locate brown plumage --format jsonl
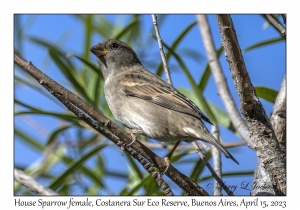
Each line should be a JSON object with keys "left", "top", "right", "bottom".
{"left": 90, "top": 39, "right": 239, "bottom": 165}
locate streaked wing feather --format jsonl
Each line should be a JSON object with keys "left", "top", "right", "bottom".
{"left": 121, "top": 71, "right": 213, "bottom": 124}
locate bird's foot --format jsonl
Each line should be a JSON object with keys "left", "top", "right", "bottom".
{"left": 127, "top": 130, "right": 137, "bottom": 146}
{"left": 117, "top": 129, "right": 143, "bottom": 156}
{"left": 160, "top": 141, "right": 181, "bottom": 174}
{"left": 161, "top": 156, "right": 171, "bottom": 174}
{"left": 127, "top": 129, "right": 144, "bottom": 146}
{"left": 104, "top": 120, "right": 111, "bottom": 128}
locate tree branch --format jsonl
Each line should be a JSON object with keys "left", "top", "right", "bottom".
{"left": 151, "top": 14, "right": 172, "bottom": 85}
{"left": 192, "top": 142, "right": 234, "bottom": 196}
{"left": 251, "top": 75, "right": 286, "bottom": 196}
{"left": 216, "top": 14, "right": 286, "bottom": 195}
{"left": 197, "top": 14, "right": 253, "bottom": 149}
{"left": 281, "top": 14, "right": 286, "bottom": 25}
{"left": 14, "top": 168, "right": 58, "bottom": 195}
{"left": 211, "top": 126, "right": 222, "bottom": 195}
{"left": 270, "top": 75, "right": 286, "bottom": 155}
{"left": 144, "top": 140, "right": 246, "bottom": 151}
{"left": 261, "top": 14, "right": 286, "bottom": 37}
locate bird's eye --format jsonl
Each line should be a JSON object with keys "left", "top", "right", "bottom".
{"left": 110, "top": 43, "right": 119, "bottom": 49}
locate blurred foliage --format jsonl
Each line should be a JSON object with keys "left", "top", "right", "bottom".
{"left": 14, "top": 14, "right": 285, "bottom": 195}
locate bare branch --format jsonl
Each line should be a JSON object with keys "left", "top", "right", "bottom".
{"left": 262, "top": 14, "right": 286, "bottom": 37}
{"left": 211, "top": 126, "right": 222, "bottom": 196}
{"left": 252, "top": 75, "right": 286, "bottom": 196}
{"left": 197, "top": 14, "right": 253, "bottom": 149}
{"left": 281, "top": 14, "right": 286, "bottom": 25}
{"left": 192, "top": 142, "right": 234, "bottom": 196}
{"left": 251, "top": 161, "right": 276, "bottom": 196}
{"left": 151, "top": 14, "right": 172, "bottom": 85}
{"left": 270, "top": 75, "right": 286, "bottom": 155}
{"left": 14, "top": 168, "right": 58, "bottom": 195}
{"left": 216, "top": 14, "right": 286, "bottom": 195}
{"left": 144, "top": 140, "right": 246, "bottom": 151}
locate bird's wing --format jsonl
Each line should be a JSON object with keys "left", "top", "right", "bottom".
{"left": 120, "top": 70, "right": 213, "bottom": 125}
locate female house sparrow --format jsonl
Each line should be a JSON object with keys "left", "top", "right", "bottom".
{"left": 90, "top": 39, "right": 239, "bottom": 167}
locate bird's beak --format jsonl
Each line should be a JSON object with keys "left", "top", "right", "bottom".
{"left": 90, "top": 44, "right": 108, "bottom": 57}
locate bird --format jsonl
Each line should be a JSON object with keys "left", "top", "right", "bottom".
{"left": 90, "top": 39, "right": 239, "bottom": 171}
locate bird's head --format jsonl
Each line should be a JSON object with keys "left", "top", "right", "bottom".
{"left": 90, "top": 39, "right": 142, "bottom": 80}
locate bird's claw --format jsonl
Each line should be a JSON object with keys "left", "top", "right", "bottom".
{"left": 127, "top": 130, "right": 137, "bottom": 146}
{"left": 104, "top": 120, "right": 111, "bottom": 128}
{"left": 161, "top": 156, "right": 171, "bottom": 174}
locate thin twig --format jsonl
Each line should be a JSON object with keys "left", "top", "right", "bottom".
{"left": 281, "top": 14, "right": 286, "bottom": 25}
{"left": 143, "top": 140, "right": 246, "bottom": 151}
{"left": 216, "top": 14, "right": 286, "bottom": 195}
{"left": 151, "top": 14, "right": 172, "bottom": 85}
{"left": 211, "top": 126, "right": 222, "bottom": 196}
{"left": 14, "top": 168, "right": 59, "bottom": 195}
{"left": 262, "top": 14, "right": 286, "bottom": 37}
{"left": 197, "top": 14, "right": 253, "bottom": 149}
{"left": 192, "top": 142, "right": 234, "bottom": 196}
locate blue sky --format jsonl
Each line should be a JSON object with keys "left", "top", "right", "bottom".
{"left": 14, "top": 14, "right": 286, "bottom": 196}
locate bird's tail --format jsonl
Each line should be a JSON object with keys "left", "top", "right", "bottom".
{"left": 205, "top": 134, "right": 239, "bottom": 165}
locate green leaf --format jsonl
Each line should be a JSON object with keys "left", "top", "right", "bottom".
{"left": 67, "top": 54, "right": 104, "bottom": 108}
{"left": 123, "top": 174, "right": 152, "bottom": 195}
{"left": 208, "top": 102, "right": 236, "bottom": 133}
{"left": 15, "top": 128, "right": 44, "bottom": 151}
{"left": 178, "top": 48, "right": 203, "bottom": 62}
{"left": 93, "top": 74, "right": 102, "bottom": 108}
{"left": 48, "top": 49, "right": 94, "bottom": 106}
{"left": 144, "top": 176, "right": 160, "bottom": 195}
{"left": 68, "top": 54, "right": 102, "bottom": 75}
{"left": 15, "top": 110, "right": 80, "bottom": 125}
{"left": 83, "top": 15, "right": 93, "bottom": 60}
{"left": 198, "top": 46, "right": 224, "bottom": 92}
{"left": 155, "top": 21, "right": 197, "bottom": 76}
{"left": 173, "top": 21, "right": 197, "bottom": 47}
{"left": 28, "top": 36, "right": 66, "bottom": 57}
{"left": 114, "top": 17, "right": 140, "bottom": 40}
{"left": 14, "top": 77, "right": 64, "bottom": 108}
{"left": 105, "top": 169, "right": 128, "bottom": 179}
{"left": 15, "top": 99, "right": 41, "bottom": 111}
{"left": 92, "top": 15, "right": 115, "bottom": 38}
{"left": 255, "top": 86, "right": 278, "bottom": 103}
{"left": 46, "top": 126, "right": 72, "bottom": 146}
{"left": 189, "top": 152, "right": 211, "bottom": 181}
{"left": 244, "top": 37, "right": 285, "bottom": 52}
{"left": 125, "top": 153, "right": 144, "bottom": 180}
{"left": 49, "top": 143, "right": 108, "bottom": 190}
{"left": 80, "top": 166, "right": 105, "bottom": 188}
{"left": 170, "top": 150, "right": 194, "bottom": 163}
{"left": 198, "top": 170, "right": 254, "bottom": 182}
{"left": 58, "top": 153, "right": 106, "bottom": 190}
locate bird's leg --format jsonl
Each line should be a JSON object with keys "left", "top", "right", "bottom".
{"left": 162, "top": 141, "right": 181, "bottom": 174}
{"left": 120, "top": 129, "right": 143, "bottom": 156}
{"left": 127, "top": 129, "right": 144, "bottom": 146}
